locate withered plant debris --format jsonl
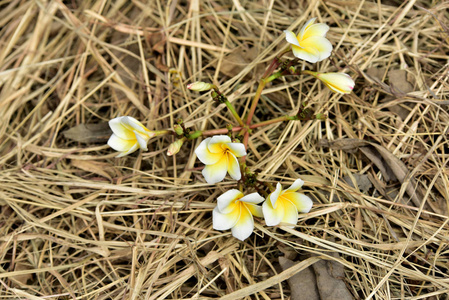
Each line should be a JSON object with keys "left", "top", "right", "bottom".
{"left": 1, "top": 0, "right": 448, "bottom": 299}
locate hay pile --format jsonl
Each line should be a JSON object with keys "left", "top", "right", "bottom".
{"left": 1, "top": 0, "right": 448, "bottom": 299}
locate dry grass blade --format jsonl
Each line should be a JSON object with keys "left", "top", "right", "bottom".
{"left": 1, "top": 0, "right": 449, "bottom": 299}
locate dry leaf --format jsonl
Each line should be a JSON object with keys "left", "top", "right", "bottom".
{"left": 318, "top": 138, "right": 369, "bottom": 152}
{"left": 366, "top": 67, "right": 387, "bottom": 83}
{"left": 385, "top": 69, "right": 416, "bottom": 119}
{"left": 277, "top": 244, "right": 298, "bottom": 260}
{"left": 11, "top": 263, "right": 33, "bottom": 287}
{"left": 388, "top": 69, "right": 415, "bottom": 94}
{"left": 63, "top": 123, "right": 111, "bottom": 143}
{"left": 343, "top": 173, "right": 373, "bottom": 192}
{"left": 368, "top": 143, "right": 423, "bottom": 208}
{"left": 147, "top": 32, "right": 165, "bottom": 54}
{"left": 279, "top": 257, "right": 319, "bottom": 300}
{"left": 312, "top": 255, "right": 353, "bottom": 300}
{"left": 320, "top": 138, "right": 424, "bottom": 208}
{"left": 359, "top": 146, "right": 395, "bottom": 182}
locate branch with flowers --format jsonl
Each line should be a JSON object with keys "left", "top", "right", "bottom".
{"left": 107, "top": 18, "right": 355, "bottom": 241}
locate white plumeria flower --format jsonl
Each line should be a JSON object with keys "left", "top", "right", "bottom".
{"left": 315, "top": 72, "right": 355, "bottom": 94}
{"left": 107, "top": 116, "right": 155, "bottom": 157}
{"left": 284, "top": 18, "right": 332, "bottom": 63}
{"left": 213, "top": 190, "right": 264, "bottom": 241}
{"left": 262, "top": 179, "right": 313, "bottom": 227}
{"left": 195, "top": 135, "right": 246, "bottom": 184}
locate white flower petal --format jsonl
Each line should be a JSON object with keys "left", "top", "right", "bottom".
{"left": 303, "top": 23, "right": 329, "bottom": 40}
{"left": 263, "top": 198, "right": 285, "bottom": 226}
{"left": 269, "top": 182, "right": 283, "bottom": 208}
{"left": 227, "top": 142, "right": 247, "bottom": 157}
{"left": 300, "top": 36, "right": 332, "bottom": 61}
{"left": 298, "top": 18, "right": 316, "bottom": 40}
{"left": 231, "top": 205, "right": 254, "bottom": 241}
{"left": 195, "top": 138, "right": 222, "bottom": 165}
{"left": 285, "top": 178, "right": 304, "bottom": 193}
{"left": 202, "top": 155, "right": 228, "bottom": 184}
{"left": 116, "top": 143, "right": 139, "bottom": 157}
{"left": 292, "top": 45, "right": 319, "bottom": 63}
{"left": 208, "top": 135, "right": 231, "bottom": 153}
{"left": 134, "top": 131, "right": 149, "bottom": 151}
{"left": 109, "top": 117, "right": 133, "bottom": 140}
{"left": 122, "top": 116, "right": 149, "bottom": 134}
{"left": 284, "top": 30, "right": 301, "bottom": 47}
{"left": 226, "top": 153, "right": 241, "bottom": 181}
{"left": 108, "top": 134, "right": 136, "bottom": 152}
{"left": 286, "top": 193, "right": 313, "bottom": 213}
{"left": 240, "top": 192, "right": 265, "bottom": 204}
{"left": 246, "top": 203, "right": 263, "bottom": 218}
{"left": 213, "top": 206, "right": 240, "bottom": 231}
{"left": 280, "top": 200, "right": 299, "bottom": 228}
{"left": 217, "top": 189, "right": 243, "bottom": 214}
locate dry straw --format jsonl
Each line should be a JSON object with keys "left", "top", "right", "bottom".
{"left": 1, "top": 0, "right": 448, "bottom": 299}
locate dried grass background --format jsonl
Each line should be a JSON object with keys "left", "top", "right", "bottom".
{"left": 1, "top": 0, "right": 449, "bottom": 299}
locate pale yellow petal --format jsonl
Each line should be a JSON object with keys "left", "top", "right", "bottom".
{"left": 217, "top": 189, "right": 243, "bottom": 214}
{"left": 300, "top": 36, "right": 332, "bottom": 61}
{"left": 121, "top": 116, "right": 149, "bottom": 134}
{"left": 285, "top": 178, "right": 304, "bottom": 193}
{"left": 284, "top": 30, "right": 301, "bottom": 47}
{"left": 202, "top": 155, "right": 228, "bottom": 184}
{"left": 284, "top": 193, "right": 313, "bottom": 213}
{"left": 227, "top": 143, "right": 247, "bottom": 157}
{"left": 292, "top": 45, "right": 320, "bottom": 63}
{"left": 116, "top": 143, "right": 139, "bottom": 157}
{"left": 195, "top": 138, "right": 222, "bottom": 165}
{"left": 280, "top": 199, "right": 299, "bottom": 228}
{"left": 298, "top": 18, "right": 316, "bottom": 40}
{"left": 245, "top": 203, "right": 263, "bottom": 218}
{"left": 208, "top": 135, "right": 231, "bottom": 153}
{"left": 108, "top": 134, "right": 136, "bottom": 152}
{"left": 262, "top": 197, "right": 285, "bottom": 226}
{"left": 109, "top": 117, "right": 134, "bottom": 140}
{"left": 134, "top": 131, "right": 149, "bottom": 151}
{"left": 226, "top": 153, "right": 241, "bottom": 181}
{"left": 240, "top": 192, "right": 265, "bottom": 204}
{"left": 269, "top": 182, "right": 283, "bottom": 208}
{"left": 213, "top": 206, "right": 240, "bottom": 230}
{"left": 302, "top": 23, "right": 329, "bottom": 40}
{"left": 231, "top": 205, "right": 254, "bottom": 241}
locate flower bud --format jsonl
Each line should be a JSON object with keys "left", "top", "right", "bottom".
{"left": 187, "top": 81, "right": 215, "bottom": 92}
{"left": 167, "top": 138, "right": 185, "bottom": 156}
{"left": 173, "top": 124, "right": 184, "bottom": 135}
{"left": 315, "top": 72, "right": 355, "bottom": 94}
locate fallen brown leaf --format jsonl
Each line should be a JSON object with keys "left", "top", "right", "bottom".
{"left": 312, "top": 254, "right": 353, "bottom": 300}
{"left": 319, "top": 138, "right": 424, "bottom": 208}
{"left": 279, "top": 257, "right": 320, "bottom": 300}
{"left": 63, "top": 123, "right": 112, "bottom": 143}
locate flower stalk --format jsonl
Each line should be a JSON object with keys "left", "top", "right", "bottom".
{"left": 211, "top": 90, "right": 245, "bottom": 127}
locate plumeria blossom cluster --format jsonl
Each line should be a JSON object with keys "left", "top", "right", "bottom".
{"left": 106, "top": 18, "right": 356, "bottom": 241}
{"left": 284, "top": 18, "right": 354, "bottom": 93}
{"left": 192, "top": 135, "right": 313, "bottom": 240}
